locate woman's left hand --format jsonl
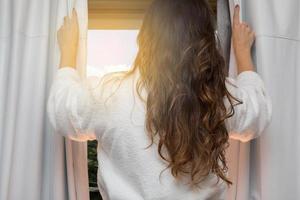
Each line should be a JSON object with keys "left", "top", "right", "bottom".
{"left": 58, "top": 9, "right": 79, "bottom": 68}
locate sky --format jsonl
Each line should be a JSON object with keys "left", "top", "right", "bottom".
{"left": 87, "top": 30, "right": 139, "bottom": 76}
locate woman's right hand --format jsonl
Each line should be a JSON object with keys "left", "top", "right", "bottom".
{"left": 232, "top": 5, "right": 255, "bottom": 73}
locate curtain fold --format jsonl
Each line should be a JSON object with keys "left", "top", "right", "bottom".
{"left": 0, "top": 0, "right": 89, "bottom": 199}
{"left": 217, "top": 2, "right": 249, "bottom": 199}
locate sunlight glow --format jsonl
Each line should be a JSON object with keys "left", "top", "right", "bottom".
{"left": 87, "top": 30, "right": 139, "bottom": 77}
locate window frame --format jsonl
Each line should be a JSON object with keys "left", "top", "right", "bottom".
{"left": 88, "top": 0, "right": 152, "bottom": 29}
{"left": 88, "top": 0, "right": 216, "bottom": 30}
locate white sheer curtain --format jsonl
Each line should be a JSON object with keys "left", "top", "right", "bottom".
{"left": 0, "top": 0, "right": 89, "bottom": 199}
{"left": 220, "top": 0, "right": 300, "bottom": 199}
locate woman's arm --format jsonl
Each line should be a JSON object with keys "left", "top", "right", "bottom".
{"left": 225, "top": 73, "right": 272, "bottom": 142}
{"left": 47, "top": 68, "right": 98, "bottom": 142}
{"left": 47, "top": 10, "right": 98, "bottom": 141}
{"left": 225, "top": 5, "right": 272, "bottom": 142}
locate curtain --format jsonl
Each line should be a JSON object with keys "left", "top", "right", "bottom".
{"left": 217, "top": 1, "right": 251, "bottom": 199}
{"left": 219, "top": 0, "right": 300, "bottom": 199}
{"left": 0, "top": 0, "right": 89, "bottom": 199}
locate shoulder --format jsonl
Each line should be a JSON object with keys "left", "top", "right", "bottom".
{"left": 90, "top": 71, "right": 137, "bottom": 104}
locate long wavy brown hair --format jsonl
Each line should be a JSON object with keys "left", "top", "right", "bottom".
{"left": 124, "top": 0, "right": 239, "bottom": 186}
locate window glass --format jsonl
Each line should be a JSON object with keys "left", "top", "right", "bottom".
{"left": 87, "top": 30, "right": 139, "bottom": 77}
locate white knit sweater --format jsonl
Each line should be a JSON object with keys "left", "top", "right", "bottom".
{"left": 47, "top": 67, "right": 271, "bottom": 200}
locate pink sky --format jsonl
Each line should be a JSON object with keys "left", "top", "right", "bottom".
{"left": 87, "top": 30, "right": 139, "bottom": 75}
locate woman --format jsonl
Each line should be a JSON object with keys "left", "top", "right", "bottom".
{"left": 48, "top": 1, "right": 271, "bottom": 199}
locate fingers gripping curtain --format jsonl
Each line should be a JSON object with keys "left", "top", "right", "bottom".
{"left": 0, "top": 0, "right": 89, "bottom": 199}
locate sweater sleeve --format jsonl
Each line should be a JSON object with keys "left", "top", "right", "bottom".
{"left": 225, "top": 71, "right": 272, "bottom": 142}
{"left": 47, "top": 67, "right": 101, "bottom": 142}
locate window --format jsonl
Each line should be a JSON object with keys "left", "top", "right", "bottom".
{"left": 87, "top": 29, "right": 139, "bottom": 200}
{"left": 88, "top": 0, "right": 152, "bottom": 30}
{"left": 87, "top": 3, "right": 142, "bottom": 199}
{"left": 87, "top": 1, "right": 217, "bottom": 199}
{"left": 87, "top": 30, "right": 139, "bottom": 77}
{"left": 88, "top": 0, "right": 216, "bottom": 30}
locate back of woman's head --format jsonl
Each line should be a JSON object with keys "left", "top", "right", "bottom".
{"left": 130, "top": 0, "right": 237, "bottom": 186}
